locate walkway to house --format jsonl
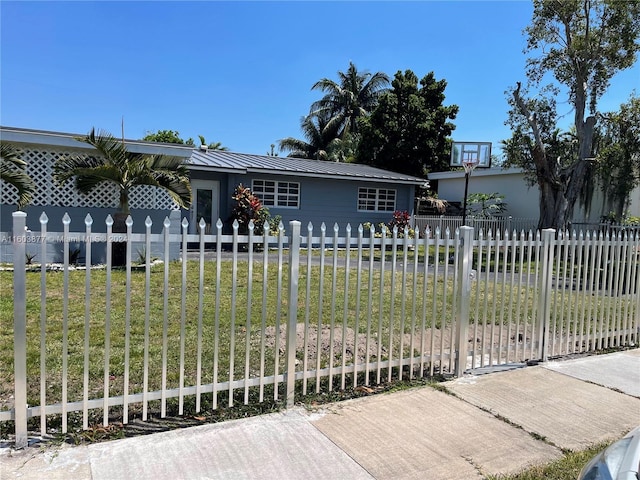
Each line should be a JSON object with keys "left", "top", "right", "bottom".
{"left": 2, "top": 349, "right": 639, "bottom": 480}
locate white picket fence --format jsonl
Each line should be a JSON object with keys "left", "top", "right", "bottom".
{"left": 412, "top": 215, "right": 538, "bottom": 237}
{"left": 4, "top": 210, "right": 640, "bottom": 448}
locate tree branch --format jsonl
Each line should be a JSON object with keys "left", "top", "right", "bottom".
{"left": 512, "top": 82, "right": 546, "bottom": 160}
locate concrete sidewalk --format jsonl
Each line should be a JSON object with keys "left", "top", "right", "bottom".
{"left": 2, "top": 349, "right": 639, "bottom": 480}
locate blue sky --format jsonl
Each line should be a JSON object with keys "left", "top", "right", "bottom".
{"left": 1, "top": 1, "right": 638, "bottom": 158}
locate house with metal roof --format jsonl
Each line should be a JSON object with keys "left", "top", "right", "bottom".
{"left": 187, "top": 148, "right": 426, "bottom": 235}
{"left": 1, "top": 126, "right": 426, "bottom": 256}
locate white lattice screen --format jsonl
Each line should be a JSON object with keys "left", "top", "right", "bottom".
{"left": 1, "top": 146, "right": 179, "bottom": 210}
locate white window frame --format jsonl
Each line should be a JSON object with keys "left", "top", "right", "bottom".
{"left": 252, "top": 179, "right": 300, "bottom": 209}
{"left": 357, "top": 187, "right": 397, "bottom": 212}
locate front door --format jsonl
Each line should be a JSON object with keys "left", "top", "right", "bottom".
{"left": 190, "top": 180, "right": 220, "bottom": 235}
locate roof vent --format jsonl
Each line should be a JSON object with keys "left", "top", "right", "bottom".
{"left": 199, "top": 144, "right": 208, "bottom": 152}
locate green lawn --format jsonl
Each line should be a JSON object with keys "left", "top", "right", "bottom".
{"left": 0, "top": 261, "right": 455, "bottom": 407}
{"left": 0, "top": 256, "right": 634, "bottom": 433}
{"left": 488, "top": 441, "right": 611, "bottom": 480}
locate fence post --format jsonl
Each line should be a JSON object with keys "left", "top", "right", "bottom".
{"left": 538, "top": 229, "right": 556, "bottom": 361}
{"left": 285, "top": 221, "right": 301, "bottom": 407}
{"left": 455, "top": 226, "right": 474, "bottom": 377}
{"left": 12, "top": 211, "right": 28, "bottom": 448}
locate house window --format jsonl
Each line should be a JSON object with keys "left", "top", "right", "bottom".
{"left": 252, "top": 180, "right": 300, "bottom": 208}
{"left": 358, "top": 187, "right": 396, "bottom": 212}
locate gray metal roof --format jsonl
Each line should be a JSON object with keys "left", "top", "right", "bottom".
{"left": 188, "top": 149, "right": 427, "bottom": 185}
{"left": 0, "top": 125, "right": 427, "bottom": 185}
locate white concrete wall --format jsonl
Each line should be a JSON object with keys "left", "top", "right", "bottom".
{"left": 575, "top": 185, "right": 640, "bottom": 222}
{"left": 430, "top": 168, "right": 539, "bottom": 219}
{"left": 430, "top": 168, "right": 640, "bottom": 223}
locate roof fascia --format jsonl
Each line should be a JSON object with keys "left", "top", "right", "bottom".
{"left": 428, "top": 167, "right": 523, "bottom": 180}
{"left": 0, "top": 126, "right": 193, "bottom": 157}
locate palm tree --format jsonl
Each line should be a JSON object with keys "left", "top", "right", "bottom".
{"left": 0, "top": 142, "right": 35, "bottom": 209}
{"left": 53, "top": 127, "right": 192, "bottom": 215}
{"left": 198, "top": 135, "right": 229, "bottom": 151}
{"left": 311, "top": 61, "right": 390, "bottom": 138}
{"left": 278, "top": 112, "right": 342, "bottom": 160}
{"left": 54, "top": 128, "right": 192, "bottom": 266}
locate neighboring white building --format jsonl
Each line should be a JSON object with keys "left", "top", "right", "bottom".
{"left": 428, "top": 167, "right": 640, "bottom": 223}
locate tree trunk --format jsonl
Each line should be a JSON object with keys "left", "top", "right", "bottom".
{"left": 565, "top": 116, "right": 596, "bottom": 221}
{"left": 112, "top": 212, "right": 128, "bottom": 267}
{"left": 538, "top": 180, "right": 568, "bottom": 230}
{"left": 513, "top": 84, "right": 596, "bottom": 231}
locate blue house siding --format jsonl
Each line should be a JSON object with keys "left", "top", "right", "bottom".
{"left": 0, "top": 205, "right": 176, "bottom": 235}
{"left": 1, "top": 127, "right": 426, "bottom": 255}
{"left": 219, "top": 173, "right": 415, "bottom": 231}
{"left": 0, "top": 205, "right": 181, "bottom": 264}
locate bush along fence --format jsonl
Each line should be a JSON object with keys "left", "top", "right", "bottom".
{"left": 3, "top": 210, "right": 640, "bottom": 448}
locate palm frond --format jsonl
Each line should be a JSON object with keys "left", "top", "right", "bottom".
{"left": 54, "top": 127, "right": 192, "bottom": 213}
{"left": 208, "top": 142, "right": 229, "bottom": 151}
{"left": 0, "top": 164, "right": 34, "bottom": 208}
{"left": 53, "top": 154, "right": 107, "bottom": 184}
{"left": 0, "top": 142, "right": 35, "bottom": 208}
{"left": 73, "top": 166, "right": 126, "bottom": 194}
{"left": 135, "top": 155, "right": 192, "bottom": 208}
{"left": 0, "top": 143, "right": 27, "bottom": 169}
{"left": 310, "top": 62, "right": 390, "bottom": 137}
{"left": 278, "top": 137, "right": 314, "bottom": 158}
{"left": 81, "top": 128, "right": 129, "bottom": 169}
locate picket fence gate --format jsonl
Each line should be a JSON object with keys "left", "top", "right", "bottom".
{"left": 4, "top": 210, "right": 640, "bottom": 448}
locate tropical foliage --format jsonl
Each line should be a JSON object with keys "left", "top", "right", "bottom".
{"left": 357, "top": 70, "right": 458, "bottom": 177}
{"left": 503, "top": 0, "right": 640, "bottom": 230}
{"left": 363, "top": 210, "right": 415, "bottom": 239}
{"left": 229, "top": 184, "right": 270, "bottom": 234}
{"left": 198, "top": 135, "right": 229, "bottom": 151}
{"left": 594, "top": 95, "right": 640, "bottom": 218}
{"left": 143, "top": 129, "right": 195, "bottom": 146}
{"left": 143, "top": 130, "right": 229, "bottom": 150}
{"left": 279, "top": 62, "right": 390, "bottom": 161}
{"left": 311, "top": 61, "right": 390, "bottom": 138}
{"left": 467, "top": 193, "right": 507, "bottom": 218}
{"left": 280, "top": 63, "right": 456, "bottom": 171}
{"left": 278, "top": 111, "right": 342, "bottom": 160}
{"left": 0, "top": 142, "right": 35, "bottom": 209}
{"left": 54, "top": 127, "right": 192, "bottom": 214}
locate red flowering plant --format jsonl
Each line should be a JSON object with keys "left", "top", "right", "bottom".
{"left": 230, "top": 184, "right": 270, "bottom": 234}
{"left": 388, "top": 210, "right": 415, "bottom": 238}
{"left": 363, "top": 210, "right": 415, "bottom": 239}
{"left": 388, "top": 210, "right": 410, "bottom": 230}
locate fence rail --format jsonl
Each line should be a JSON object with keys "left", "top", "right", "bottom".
{"left": 3, "top": 211, "right": 639, "bottom": 448}
{"left": 412, "top": 215, "right": 538, "bottom": 238}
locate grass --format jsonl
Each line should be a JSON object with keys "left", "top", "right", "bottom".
{"left": 0, "top": 254, "right": 636, "bottom": 439}
{"left": 0, "top": 261, "right": 460, "bottom": 405}
{"left": 487, "top": 441, "right": 612, "bottom": 480}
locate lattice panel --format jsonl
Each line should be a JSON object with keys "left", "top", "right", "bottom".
{"left": 1, "top": 146, "right": 180, "bottom": 210}
{"left": 1, "top": 147, "right": 45, "bottom": 206}
{"left": 129, "top": 185, "right": 177, "bottom": 210}
{"left": 48, "top": 149, "right": 120, "bottom": 208}
{"left": 0, "top": 146, "right": 21, "bottom": 204}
